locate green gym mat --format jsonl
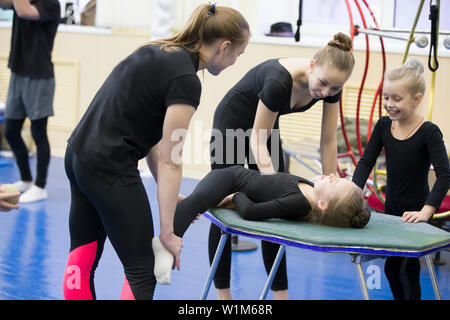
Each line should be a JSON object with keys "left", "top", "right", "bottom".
{"left": 205, "top": 209, "right": 450, "bottom": 257}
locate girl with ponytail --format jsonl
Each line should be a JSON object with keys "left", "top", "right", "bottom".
{"left": 145, "top": 4, "right": 250, "bottom": 75}
{"left": 353, "top": 58, "right": 450, "bottom": 300}
{"left": 62, "top": 4, "right": 249, "bottom": 300}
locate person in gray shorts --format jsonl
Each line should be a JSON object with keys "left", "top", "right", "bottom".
{"left": 0, "top": 0, "right": 60, "bottom": 203}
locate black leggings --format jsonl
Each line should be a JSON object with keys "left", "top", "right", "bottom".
{"left": 384, "top": 257, "right": 421, "bottom": 300}
{"left": 63, "top": 146, "right": 156, "bottom": 300}
{"left": 4, "top": 117, "right": 50, "bottom": 188}
{"left": 174, "top": 166, "right": 258, "bottom": 237}
{"left": 207, "top": 126, "right": 288, "bottom": 291}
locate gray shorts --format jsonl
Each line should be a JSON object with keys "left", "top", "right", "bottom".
{"left": 5, "top": 72, "right": 55, "bottom": 121}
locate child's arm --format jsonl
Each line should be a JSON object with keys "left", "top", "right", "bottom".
{"left": 425, "top": 127, "right": 450, "bottom": 206}
{"left": 403, "top": 125, "right": 450, "bottom": 223}
{"left": 352, "top": 118, "right": 386, "bottom": 189}
{"left": 232, "top": 193, "right": 310, "bottom": 221}
{"left": 320, "top": 101, "right": 339, "bottom": 175}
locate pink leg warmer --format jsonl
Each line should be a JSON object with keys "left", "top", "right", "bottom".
{"left": 120, "top": 276, "right": 136, "bottom": 300}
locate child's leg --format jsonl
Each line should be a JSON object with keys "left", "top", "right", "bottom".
{"left": 261, "top": 241, "right": 288, "bottom": 299}
{"left": 173, "top": 167, "right": 237, "bottom": 238}
{"left": 384, "top": 256, "right": 421, "bottom": 300}
{"left": 404, "top": 257, "right": 421, "bottom": 299}
{"left": 208, "top": 223, "right": 233, "bottom": 294}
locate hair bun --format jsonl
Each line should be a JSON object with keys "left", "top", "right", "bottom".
{"left": 403, "top": 57, "right": 424, "bottom": 74}
{"left": 351, "top": 208, "right": 371, "bottom": 228}
{"left": 328, "top": 32, "right": 353, "bottom": 52}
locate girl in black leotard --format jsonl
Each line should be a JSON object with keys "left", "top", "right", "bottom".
{"left": 62, "top": 4, "right": 250, "bottom": 300}
{"left": 353, "top": 58, "right": 450, "bottom": 300}
{"left": 151, "top": 166, "right": 370, "bottom": 287}
{"left": 174, "top": 166, "right": 370, "bottom": 234}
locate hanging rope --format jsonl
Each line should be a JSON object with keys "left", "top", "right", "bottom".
{"left": 295, "top": 0, "right": 303, "bottom": 42}
{"left": 428, "top": 0, "right": 439, "bottom": 71}
{"left": 427, "top": 0, "right": 440, "bottom": 120}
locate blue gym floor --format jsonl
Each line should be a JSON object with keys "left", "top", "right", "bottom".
{"left": 0, "top": 156, "right": 449, "bottom": 300}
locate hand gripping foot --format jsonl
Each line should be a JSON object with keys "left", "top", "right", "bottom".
{"left": 152, "top": 237, "right": 174, "bottom": 285}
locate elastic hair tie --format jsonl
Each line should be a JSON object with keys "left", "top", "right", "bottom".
{"left": 208, "top": 3, "right": 216, "bottom": 15}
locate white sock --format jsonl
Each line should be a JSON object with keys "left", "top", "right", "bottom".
{"left": 12, "top": 181, "right": 33, "bottom": 193}
{"left": 19, "top": 185, "right": 48, "bottom": 203}
{"left": 152, "top": 237, "right": 174, "bottom": 285}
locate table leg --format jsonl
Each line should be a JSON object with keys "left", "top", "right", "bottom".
{"left": 200, "top": 232, "right": 229, "bottom": 300}
{"left": 425, "top": 254, "right": 442, "bottom": 300}
{"left": 351, "top": 254, "right": 370, "bottom": 300}
{"left": 259, "top": 245, "right": 286, "bottom": 300}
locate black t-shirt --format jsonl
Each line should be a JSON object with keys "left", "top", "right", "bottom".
{"left": 213, "top": 58, "right": 342, "bottom": 131}
{"left": 8, "top": 0, "right": 60, "bottom": 79}
{"left": 68, "top": 45, "right": 202, "bottom": 185}
{"left": 232, "top": 169, "right": 313, "bottom": 221}
{"left": 352, "top": 116, "right": 450, "bottom": 216}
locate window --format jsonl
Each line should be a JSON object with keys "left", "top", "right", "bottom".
{"left": 394, "top": 0, "right": 449, "bottom": 31}
{"left": 0, "top": 8, "right": 12, "bottom": 21}
{"left": 250, "top": 0, "right": 448, "bottom": 56}
{"left": 2, "top": 0, "right": 448, "bottom": 56}
{"left": 254, "top": 0, "right": 390, "bottom": 38}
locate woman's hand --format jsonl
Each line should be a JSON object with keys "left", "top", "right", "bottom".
{"left": 0, "top": 191, "right": 20, "bottom": 212}
{"left": 159, "top": 232, "right": 183, "bottom": 271}
{"left": 401, "top": 205, "right": 435, "bottom": 223}
{"left": 216, "top": 193, "right": 237, "bottom": 209}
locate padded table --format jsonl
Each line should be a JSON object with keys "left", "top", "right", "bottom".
{"left": 201, "top": 208, "right": 450, "bottom": 300}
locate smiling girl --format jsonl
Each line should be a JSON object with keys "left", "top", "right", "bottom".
{"left": 210, "top": 32, "right": 355, "bottom": 175}
{"left": 352, "top": 58, "right": 450, "bottom": 300}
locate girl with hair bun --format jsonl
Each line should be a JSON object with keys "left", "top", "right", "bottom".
{"left": 353, "top": 57, "right": 450, "bottom": 300}
{"left": 203, "top": 32, "right": 355, "bottom": 300}
{"left": 62, "top": 3, "right": 249, "bottom": 300}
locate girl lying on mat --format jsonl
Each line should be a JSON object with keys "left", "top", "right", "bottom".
{"left": 152, "top": 165, "right": 370, "bottom": 284}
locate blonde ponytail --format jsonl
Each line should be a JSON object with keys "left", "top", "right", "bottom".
{"left": 143, "top": 4, "right": 249, "bottom": 54}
